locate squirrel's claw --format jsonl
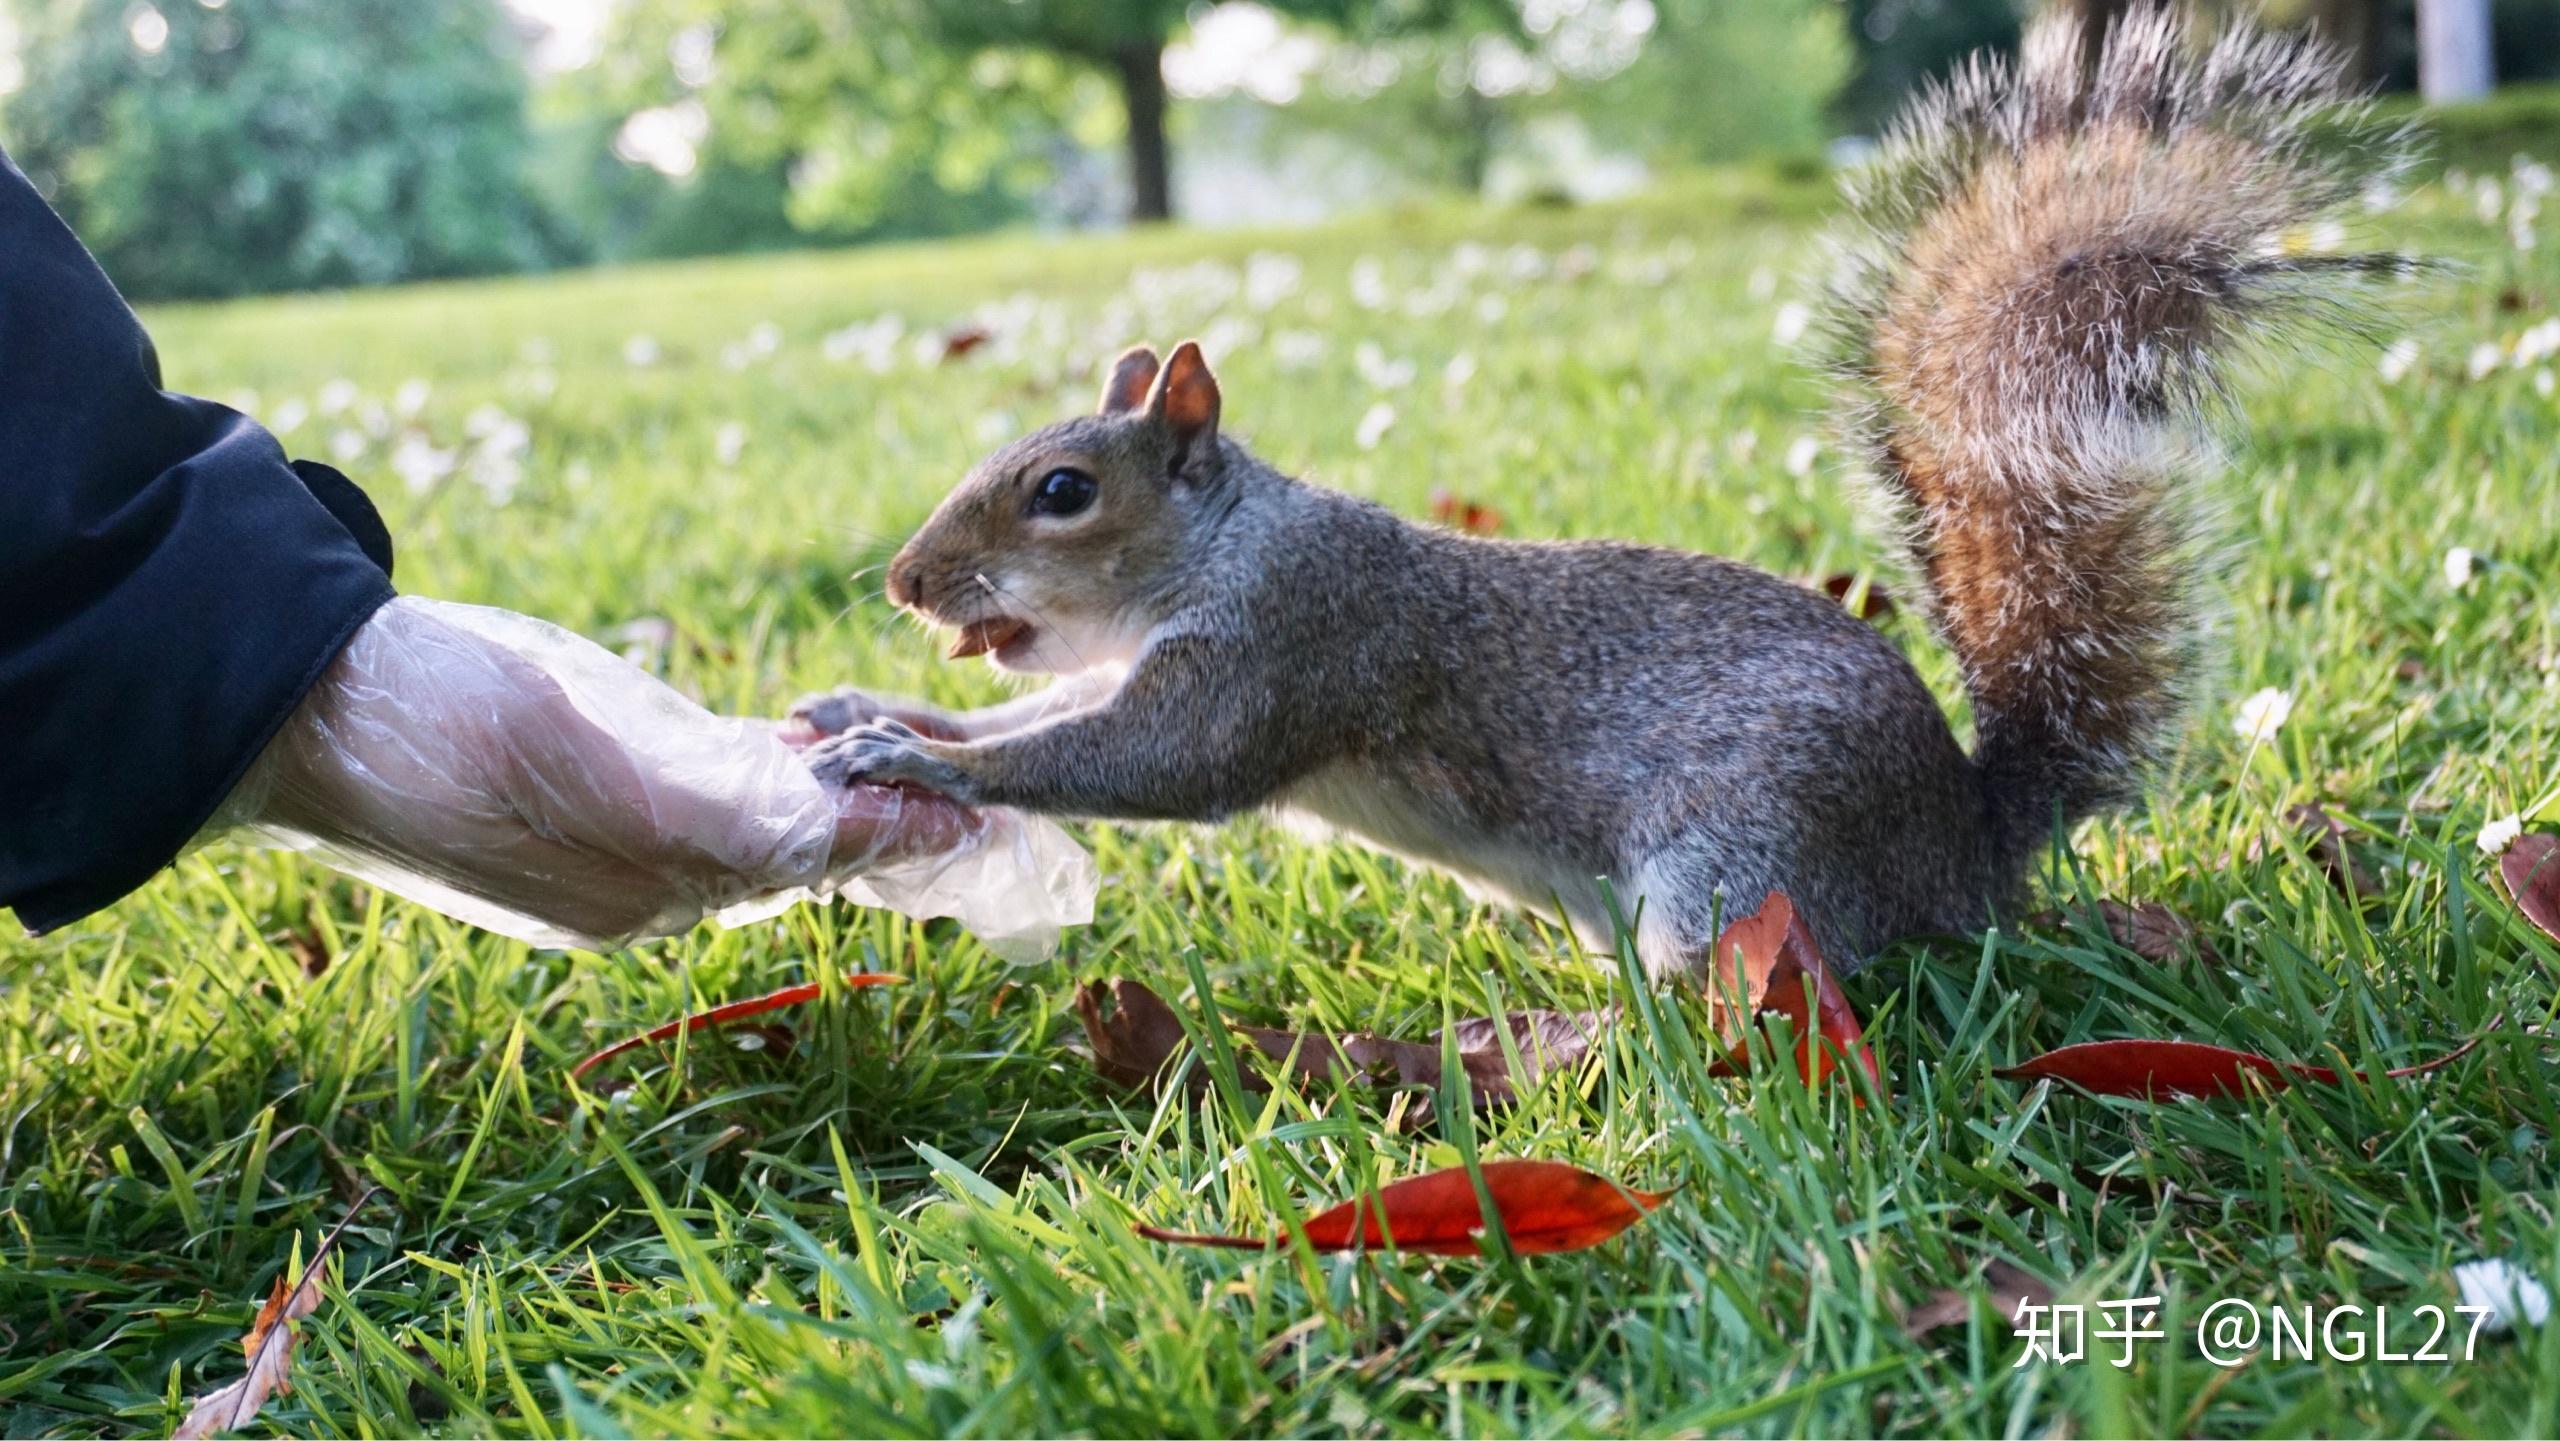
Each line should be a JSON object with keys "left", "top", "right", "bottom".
{"left": 805, "top": 719, "right": 976, "bottom": 802}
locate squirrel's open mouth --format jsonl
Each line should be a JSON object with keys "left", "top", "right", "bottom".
{"left": 947, "top": 616, "right": 1033, "bottom": 660}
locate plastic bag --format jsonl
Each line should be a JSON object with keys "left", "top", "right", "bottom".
{"left": 212, "top": 597, "right": 1096, "bottom": 954}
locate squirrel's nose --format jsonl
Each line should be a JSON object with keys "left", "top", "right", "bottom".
{"left": 885, "top": 553, "right": 922, "bottom": 610}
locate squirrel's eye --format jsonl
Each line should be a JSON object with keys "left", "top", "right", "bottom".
{"left": 1030, "top": 466, "right": 1098, "bottom": 518}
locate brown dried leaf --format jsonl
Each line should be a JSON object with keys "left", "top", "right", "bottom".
{"left": 1075, "top": 979, "right": 1607, "bottom": 1108}
{"left": 2029, "top": 901, "right": 2219, "bottom": 965}
{"left": 284, "top": 923, "right": 331, "bottom": 980}
{"left": 1819, "top": 573, "right": 1896, "bottom": 621}
{"left": 1075, "top": 978, "right": 1193, "bottom": 1092}
{"left": 2286, "top": 802, "right": 2382, "bottom": 901}
{"left": 1903, "top": 1259, "right": 2054, "bottom": 1339}
{"left": 174, "top": 1190, "right": 374, "bottom": 1439}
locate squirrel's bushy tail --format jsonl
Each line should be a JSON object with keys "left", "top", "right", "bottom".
{"left": 1821, "top": 4, "right": 2408, "bottom": 870}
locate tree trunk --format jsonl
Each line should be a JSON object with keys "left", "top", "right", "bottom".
{"left": 2415, "top": 0, "right": 2494, "bottom": 102}
{"left": 1112, "top": 40, "right": 1173, "bottom": 223}
{"left": 1455, "top": 86, "right": 1496, "bottom": 197}
{"left": 2310, "top": 0, "right": 2383, "bottom": 88}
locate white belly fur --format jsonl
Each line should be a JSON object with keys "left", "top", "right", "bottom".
{"left": 1273, "top": 762, "right": 1622, "bottom": 951}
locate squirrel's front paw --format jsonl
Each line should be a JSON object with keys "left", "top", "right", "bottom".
{"left": 788, "top": 685, "right": 897, "bottom": 738}
{"left": 787, "top": 686, "right": 963, "bottom": 742}
{"left": 804, "top": 720, "right": 980, "bottom": 802}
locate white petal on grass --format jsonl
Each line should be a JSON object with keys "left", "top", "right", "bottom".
{"left": 1355, "top": 401, "right": 1397, "bottom": 450}
{"left": 2232, "top": 687, "right": 2293, "bottom": 744}
{"left": 269, "top": 398, "right": 308, "bottom": 437}
{"left": 328, "top": 428, "right": 367, "bottom": 464}
{"left": 623, "top": 334, "right": 661, "bottom": 368}
{"left": 1349, "top": 256, "right": 1391, "bottom": 311}
{"left": 1243, "top": 252, "right": 1302, "bottom": 311}
{"left": 2378, "top": 338, "right": 2419, "bottom": 385}
{"left": 2478, "top": 815, "right": 2525, "bottom": 856}
{"left": 389, "top": 433, "right": 456, "bottom": 495}
{"left": 1771, "top": 302, "right": 1811, "bottom": 347}
{"left": 2468, "top": 342, "right": 2503, "bottom": 381}
{"left": 2445, "top": 545, "right": 2477, "bottom": 590}
{"left": 393, "top": 378, "right": 431, "bottom": 417}
{"left": 1353, "top": 341, "right": 1415, "bottom": 390}
{"left": 317, "top": 378, "right": 359, "bottom": 416}
{"left": 2453, "top": 1259, "right": 2552, "bottom": 1334}
{"left": 1784, "top": 435, "right": 1821, "bottom": 478}
{"left": 714, "top": 422, "right": 747, "bottom": 467}
{"left": 2517, "top": 319, "right": 2560, "bottom": 366}
{"left": 1272, "top": 330, "right": 1326, "bottom": 372}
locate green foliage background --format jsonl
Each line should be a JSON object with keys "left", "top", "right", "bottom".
{"left": 3, "top": 0, "right": 557, "bottom": 298}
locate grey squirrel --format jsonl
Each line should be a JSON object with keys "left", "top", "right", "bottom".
{"left": 800, "top": 7, "right": 2407, "bottom": 976}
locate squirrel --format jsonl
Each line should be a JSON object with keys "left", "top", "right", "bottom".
{"left": 800, "top": 7, "right": 2407, "bottom": 978}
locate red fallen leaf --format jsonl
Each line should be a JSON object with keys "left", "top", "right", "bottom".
{"left": 572, "top": 974, "right": 901, "bottom": 1080}
{"left": 1427, "top": 487, "right": 1505, "bottom": 535}
{"left": 1701, "top": 892, "right": 1884, "bottom": 1098}
{"left": 1995, "top": 1034, "right": 2485, "bottom": 1099}
{"left": 1137, "top": 1158, "right": 1673, "bottom": 1256}
{"left": 1903, "top": 1258, "right": 2055, "bottom": 1339}
{"left": 2500, "top": 833, "right": 2560, "bottom": 945}
{"left": 939, "top": 325, "right": 992, "bottom": 362}
{"left": 1819, "top": 573, "right": 1897, "bottom": 621}
{"left": 175, "top": 1187, "right": 377, "bottom": 1439}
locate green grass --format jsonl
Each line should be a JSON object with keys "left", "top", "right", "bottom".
{"left": 8, "top": 162, "right": 2560, "bottom": 1437}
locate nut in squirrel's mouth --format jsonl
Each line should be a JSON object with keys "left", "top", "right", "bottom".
{"left": 946, "top": 616, "right": 1033, "bottom": 660}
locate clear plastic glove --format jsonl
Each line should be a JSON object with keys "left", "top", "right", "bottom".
{"left": 210, "top": 597, "right": 1096, "bottom": 955}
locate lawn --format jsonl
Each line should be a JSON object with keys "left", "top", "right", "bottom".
{"left": 8, "top": 157, "right": 2560, "bottom": 1437}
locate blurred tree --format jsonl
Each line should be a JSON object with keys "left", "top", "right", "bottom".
{"left": 1591, "top": 0, "right": 1850, "bottom": 167}
{"left": 1836, "top": 0, "right": 2025, "bottom": 131}
{"left": 585, "top": 0, "right": 1489, "bottom": 228}
{"left": 2, "top": 0, "right": 556, "bottom": 299}
{"left": 929, "top": 0, "right": 1498, "bottom": 222}
{"left": 1235, "top": 4, "right": 1590, "bottom": 197}
{"left": 559, "top": 0, "right": 1081, "bottom": 258}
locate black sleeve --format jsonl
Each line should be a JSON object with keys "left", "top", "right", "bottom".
{"left": 0, "top": 148, "right": 397, "bottom": 934}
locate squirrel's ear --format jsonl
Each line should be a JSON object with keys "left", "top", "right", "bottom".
{"left": 1098, "top": 344, "right": 1160, "bottom": 415}
{"left": 1147, "top": 340, "right": 1221, "bottom": 469}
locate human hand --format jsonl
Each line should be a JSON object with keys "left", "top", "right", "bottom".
{"left": 217, "top": 597, "right": 1001, "bottom": 949}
